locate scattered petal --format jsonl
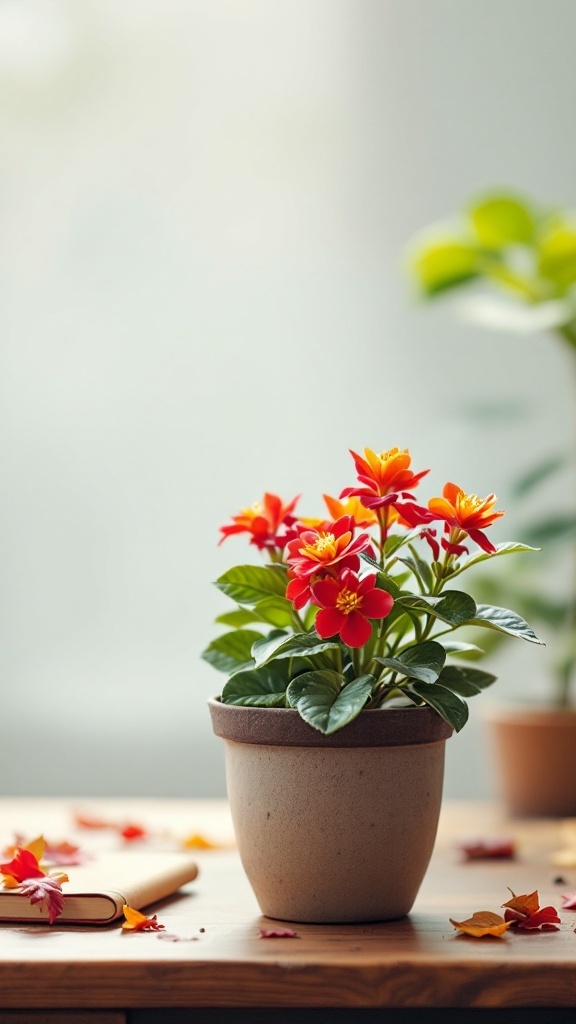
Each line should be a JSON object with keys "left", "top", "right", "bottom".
{"left": 258, "top": 927, "right": 299, "bottom": 938}
{"left": 73, "top": 811, "right": 115, "bottom": 830}
{"left": 561, "top": 893, "right": 576, "bottom": 910}
{"left": 119, "top": 824, "right": 148, "bottom": 842}
{"left": 182, "top": 833, "right": 220, "bottom": 850}
{"left": 121, "top": 904, "right": 165, "bottom": 932}
{"left": 1, "top": 846, "right": 46, "bottom": 883}
{"left": 17, "top": 875, "right": 67, "bottom": 924}
{"left": 459, "top": 837, "right": 516, "bottom": 860}
{"left": 502, "top": 890, "right": 561, "bottom": 930}
{"left": 450, "top": 911, "right": 511, "bottom": 938}
{"left": 43, "top": 840, "right": 87, "bottom": 866}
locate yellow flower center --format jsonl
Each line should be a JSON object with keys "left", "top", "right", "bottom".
{"left": 335, "top": 587, "right": 362, "bottom": 615}
{"left": 303, "top": 532, "right": 337, "bottom": 561}
{"left": 377, "top": 446, "right": 403, "bottom": 465}
{"left": 457, "top": 493, "right": 484, "bottom": 515}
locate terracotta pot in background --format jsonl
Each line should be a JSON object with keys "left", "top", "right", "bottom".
{"left": 208, "top": 700, "right": 452, "bottom": 923}
{"left": 484, "top": 705, "right": 576, "bottom": 818}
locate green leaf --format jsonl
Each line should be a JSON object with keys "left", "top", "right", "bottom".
{"left": 440, "top": 640, "right": 484, "bottom": 659}
{"left": 252, "top": 596, "right": 294, "bottom": 628}
{"left": 216, "top": 608, "right": 262, "bottom": 628}
{"left": 522, "top": 514, "right": 576, "bottom": 547}
{"left": 448, "top": 541, "right": 540, "bottom": 579}
{"left": 408, "top": 235, "right": 480, "bottom": 295}
{"left": 466, "top": 604, "right": 544, "bottom": 644}
{"left": 399, "top": 590, "right": 477, "bottom": 627}
{"left": 438, "top": 665, "right": 497, "bottom": 697}
{"left": 287, "top": 672, "right": 374, "bottom": 735}
{"left": 538, "top": 222, "right": 576, "bottom": 289}
{"left": 221, "top": 661, "right": 291, "bottom": 707}
{"left": 215, "top": 564, "right": 288, "bottom": 605}
{"left": 512, "top": 454, "right": 570, "bottom": 498}
{"left": 202, "top": 629, "right": 264, "bottom": 673}
{"left": 468, "top": 194, "right": 535, "bottom": 247}
{"left": 398, "top": 550, "right": 434, "bottom": 591}
{"left": 410, "top": 682, "right": 469, "bottom": 732}
{"left": 373, "top": 640, "right": 446, "bottom": 684}
{"left": 252, "top": 631, "right": 341, "bottom": 669}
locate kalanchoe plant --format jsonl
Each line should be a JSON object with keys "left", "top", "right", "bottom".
{"left": 203, "top": 447, "right": 543, "bottom": 735}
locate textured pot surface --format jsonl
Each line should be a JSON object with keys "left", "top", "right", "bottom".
{"left": 484, "top": 704, "right": 576, "bottom": 817}
{"left": 209, "top": 700, "right": 451, "bottom": 923}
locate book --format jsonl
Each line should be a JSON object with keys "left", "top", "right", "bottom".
{"left": 0, "top": 850, "right": 199, "bottom": 925}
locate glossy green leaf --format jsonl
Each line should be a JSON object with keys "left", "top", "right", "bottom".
{"left": 468, "top": 194, "right": 535, "bottom": 247}
{"left": 252, "top": 596, "right": 294, "bottom": 628}
{"left": 215, "top": 564, "right": 288, "bottom": 605}
{"left": 287, "top": 672, "right": 374, "bottom": 735}
{"left": 399, "top": 590, "right": 477, "bottom": 626}
{"left": 409, "top": 236, "right": 480, "bottom": 295}
{"left": 252, "top": 631, "right": 340, "bottom": 668}
{"left": 438, "top": 665, "right": 497, "bottom": 697}
{"left": 202, "top": 629, "right": 263, "bottom": 673}
{"left": 216, "top": 608, "right": 262, "bottom": 628}
{"left": 440, "top": 640, "right": 484, "bottom": 659}
{"left": 448, "top": 542, "right": 539, "bottom": 579}
{"left": 398, "top": 550, "right": 434, "bottom": 591}
{"left": 221, "top": 661, "right": 291, "bottom": 707}
{"left": 410, "top": 682, "right": 469, "bottom": 732}
{"left": 374, "top": 640, "right": 446, "bottom": 684}
{"left": 466, "top": 604, "right": 544, "bottom": 644}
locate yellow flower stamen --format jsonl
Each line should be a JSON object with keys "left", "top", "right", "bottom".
{"left": 335, "top": 588, "right": 362, "bottom": 615}
{"left": 303, "top": 532, "right": 337, "bottom": 561}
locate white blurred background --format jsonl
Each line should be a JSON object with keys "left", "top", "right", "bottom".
{"left": 1, "top": 0, "right": 574, "bottom": 798}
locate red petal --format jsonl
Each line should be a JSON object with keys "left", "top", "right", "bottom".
{"left": 310, "top": 578, "right": 341, "bottom": 608}
{"left": 314, "top": 607, "right": 344, "bottom": 638}
{"left": 361, "top": 588, "right": 394, "bottom": 619}
{"left": 340, "top": 611, "right": 372, "bottom": 648}
{"left": 466, "top": 528, "right": 496, "bottom": 553}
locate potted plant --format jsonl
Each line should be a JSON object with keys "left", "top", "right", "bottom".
{"left": 406, "top": 189, "right": 576, "bottom": 816}
{"left": 204, "top": 446, "right": 541, "bottom": 922}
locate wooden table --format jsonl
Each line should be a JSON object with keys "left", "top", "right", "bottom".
{"left": 0, "top": 798, "right": 575, "bottom": 1024}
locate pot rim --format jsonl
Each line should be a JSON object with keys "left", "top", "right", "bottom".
{"left": 208, "top": 697, "right": 453, "bottom": 747}
{"left": 482, "top": 702, "right": 576, "bottom": 727}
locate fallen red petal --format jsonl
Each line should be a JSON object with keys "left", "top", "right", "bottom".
{"left": 258, "top": 927, "right": 299, "bottom": 938}
{"left": 18, "top": 876, "right": 66, "bottom": 924}
{"left": 459, "top": 837, "right": 516, "bottom": 860}
{"left": 561, "top": 893, "right": 576, "bottom": 910}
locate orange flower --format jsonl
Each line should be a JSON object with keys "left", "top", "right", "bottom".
{"left": 122, "top": 905, "right": 166, "bottom": 931}
{"left": 322, "top": 494, "right": 378, "bottom": 529}
{"left": 428, "top": 482, "right": 504, "bottom": 554}
{"left": 219, "top": 492, "right": 299, "bottom": 551}
{"left": 342, "top": 447, "right": 428, "bottom": 510}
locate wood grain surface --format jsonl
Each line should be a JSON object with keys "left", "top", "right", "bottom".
{"left": 0, "top": 798, "right": 574, "bottom": 1010}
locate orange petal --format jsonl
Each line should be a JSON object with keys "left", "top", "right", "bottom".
{"left": 450, "top": 911, "right": 512, "bottom": 937}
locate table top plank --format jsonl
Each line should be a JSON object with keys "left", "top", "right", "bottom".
{"left": 0, "top": 798, "right": 575, "bottom": 1009}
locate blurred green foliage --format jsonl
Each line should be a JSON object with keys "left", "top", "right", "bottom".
{"left": 406, "top": 190, "right": 576, "bottom": 706}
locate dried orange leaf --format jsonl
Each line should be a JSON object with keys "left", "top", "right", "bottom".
{"left": 502, "top": 889, "right": 540, "bottom": 916}
{"left": 121, "top": 904, "right": 165, "bottom": 932}
{"left": 450, "top": 911, "right": 511, "bottom": 937}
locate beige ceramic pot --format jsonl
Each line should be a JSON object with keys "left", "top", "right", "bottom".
{"left": 208, "top": 699, "right": 452, "bottom": 923}
{"left": 484, "top": 704, "right": 576, "bottom": 818}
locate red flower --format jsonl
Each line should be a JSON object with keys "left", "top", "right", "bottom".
{"left": 311, "top": 568, "right": 394, "bottom": 647}
{"left": 427, "top": 482, "right": 504, "bottom": 554}
{"left": 285, "top": 516, "right": 372, "bottom": 580}
{"left": 219, "top": 492, "right": 300, "bottom": 550}
{"left": 1, "top": 848, "right": 45, "bottom": 883}
{"left": 342, "top": 447, "right": 428, "bottom": 511}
